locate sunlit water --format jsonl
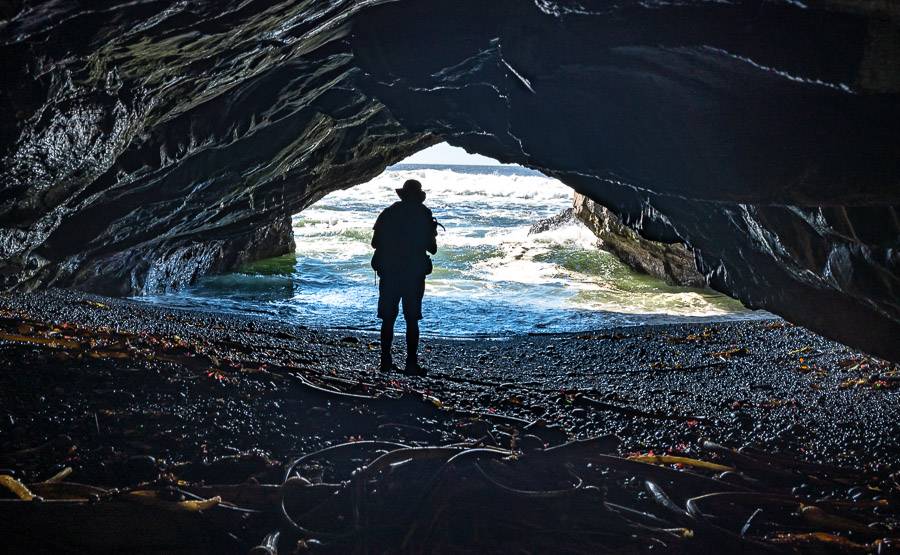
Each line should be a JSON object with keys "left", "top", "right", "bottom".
{"left": 139, "top": 164, "right": 766, "bottom": 336}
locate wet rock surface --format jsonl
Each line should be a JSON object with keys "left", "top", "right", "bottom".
{"left": 528, "top": 207, "right": 574, "bottom": 235}
{"left": 573, "top": 193, "right": 706, "bottom": 287}
{"left": 0, "top": 1, "right": 899, "bottom": 359}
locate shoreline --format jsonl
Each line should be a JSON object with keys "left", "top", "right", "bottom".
{"left": 132, "top": 290, "right": 775, "bottom": 341}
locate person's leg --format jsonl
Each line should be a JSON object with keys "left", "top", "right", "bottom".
{"left": 377, "top": 277, "right": 401, "bottom": 370}
{"left": 401, "top": 278, "right": 426, "bottom": 372}
{"left": 380, "top": 314, "right": 396, "bottom": 368}
{"left": 405, "top": 317, "right": 419, "bottom": 368}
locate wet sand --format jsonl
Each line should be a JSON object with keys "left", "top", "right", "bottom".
{"left": 1, "top": 287, "right": 898, "bottom": 481}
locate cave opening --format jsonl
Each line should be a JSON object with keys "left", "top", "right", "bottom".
{"left": 140, "top": 142, "right": 756, "bottom": 337}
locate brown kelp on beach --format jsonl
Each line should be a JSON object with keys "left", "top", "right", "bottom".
{"left": 1, "top": 295, "right": 899, "bottom": 553}
{"left": 7, "top": 434, "right": 898, "bottom": 554}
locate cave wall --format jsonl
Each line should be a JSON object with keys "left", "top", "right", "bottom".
{"left": 0, "top": 1, "right": 438, "bottom": 294}
{"left": 1, "top": 1, "right": 899, "bottom": 359}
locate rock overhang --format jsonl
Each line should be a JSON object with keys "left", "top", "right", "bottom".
{"left": 0, "top": 0, "right": 898, "bottom": 359}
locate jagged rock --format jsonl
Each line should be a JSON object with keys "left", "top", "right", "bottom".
{"left": 528, "top": 208, "right": 574, "bottom": 235}
{"left": 0, "top": 1, "right": 898, "bottom": 359}
{"left": 573, "top": 194, "right": 705, "bottom": 288}
{"left": 534, "top": 199, "right": 705, "bottom": 288}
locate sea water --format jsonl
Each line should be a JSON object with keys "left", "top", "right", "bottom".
{"left": 139, "top": 164, "right": 763, "bottom": 337}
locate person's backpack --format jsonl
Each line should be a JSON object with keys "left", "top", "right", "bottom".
{"left": 423, "top": 217, "right": 443, "bottom": 276}
{"left": 371, "top": 250, "right": 382, "bottom": 275}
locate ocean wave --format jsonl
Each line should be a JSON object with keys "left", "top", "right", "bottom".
{"left": 142, "top": 164, "right": 760, "bottom": 335}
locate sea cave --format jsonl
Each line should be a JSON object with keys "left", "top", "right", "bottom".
{"left": 1, "top": 1, "right": 899, "bottom": 553}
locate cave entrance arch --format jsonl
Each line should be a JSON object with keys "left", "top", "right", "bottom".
{"left": 141, "top": 143, "right": 752, "bottom": 337}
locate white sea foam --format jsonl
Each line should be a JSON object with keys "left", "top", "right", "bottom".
{"left": 292, "top": 166, "right": 753, "bottom": 320}
{"left": 141, "top": 164, "right": 763, "bottom": 335}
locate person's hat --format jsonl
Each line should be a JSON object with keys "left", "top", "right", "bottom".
{"left": 396, "top": 179, "right": 426, "bottom": 202}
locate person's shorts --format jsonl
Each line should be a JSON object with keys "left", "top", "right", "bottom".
{"left": 378, "top": 275, "right": 425, "bottom": 321}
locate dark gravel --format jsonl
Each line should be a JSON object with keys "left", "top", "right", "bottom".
{"left": 1, "top": 288, "right": 898, "bottom": 481}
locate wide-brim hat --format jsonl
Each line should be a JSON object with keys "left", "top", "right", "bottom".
{"left": 396, "top": 179, "right": 426, "bottom": 201}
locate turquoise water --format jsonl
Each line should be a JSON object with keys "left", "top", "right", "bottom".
{"left": 139, "top": 164, "right": 762, "bottom": 336}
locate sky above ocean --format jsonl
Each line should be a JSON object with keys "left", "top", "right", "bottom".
{"left": 401, "top": 142, "right": 507, "bottom": 166}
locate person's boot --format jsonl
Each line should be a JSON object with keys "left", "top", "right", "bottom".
{"left": 404, "top": 322, "right": 423, "bottom": 376}
{"left": 379, "top": 319, "right": 397, "bottom": 372}
{"left": 379, "top": 349, "right": 396, "bottom": 372}
{"left": 404, "top": 357, "right": 426, "bottom": 376}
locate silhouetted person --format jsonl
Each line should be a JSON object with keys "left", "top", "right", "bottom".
{"left": 371, "top": 179, "right": 437, "bottom": 375}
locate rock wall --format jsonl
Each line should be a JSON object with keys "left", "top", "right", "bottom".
{"left": 1, "top": 1, "right": 899, "bottom": 359}
{"left": 110, "top": 213, "right": 295, "bottom": 296}
{"left": 0, "top": 1, "right": 438, "bottom": 295}
{"left": 573, "top": 194, "right": 705, "bottom": 288}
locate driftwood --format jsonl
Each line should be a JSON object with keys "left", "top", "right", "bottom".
{"left": 2, "top": 435, "right": 898, "bottom": 554}
{"left": 2, "top": 317, "right": 898, "bottom": 553}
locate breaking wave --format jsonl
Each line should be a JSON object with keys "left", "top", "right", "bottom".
{"left": 140, "top": 164, "right": 764, "bottom": 336}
